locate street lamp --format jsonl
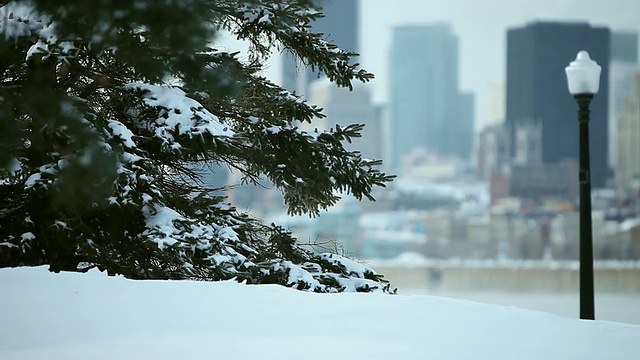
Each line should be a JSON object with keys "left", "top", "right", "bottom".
{"left": 565, "top": 50, "right": 601, "bottom": 320}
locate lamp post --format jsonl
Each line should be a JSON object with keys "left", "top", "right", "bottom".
{"left": 565, "top": 50, "right": 601, "bottom": 320}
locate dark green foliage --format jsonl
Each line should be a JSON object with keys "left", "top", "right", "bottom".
{"left": 0, "top": 0, "right": 394, "bottom": 292}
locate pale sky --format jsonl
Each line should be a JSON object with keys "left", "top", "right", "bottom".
{"left": 224, "top": 0, "right": 640, "bottom": 130}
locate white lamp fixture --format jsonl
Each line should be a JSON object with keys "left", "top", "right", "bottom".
{"left": 565, "top": 50, "right": 602, "bottom": 95}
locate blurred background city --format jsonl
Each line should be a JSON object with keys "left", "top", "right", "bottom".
{"left": 215, "top": 0, "right": 640, "bottom": 323}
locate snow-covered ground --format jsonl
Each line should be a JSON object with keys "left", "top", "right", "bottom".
{"left": 1, "top": 266, "right": 639, "bottom": 360}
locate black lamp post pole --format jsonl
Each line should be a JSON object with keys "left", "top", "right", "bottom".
{"left": 575, "top": 93, "right": 595, "bottom": 320}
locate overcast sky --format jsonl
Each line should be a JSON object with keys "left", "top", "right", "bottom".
{"left": 359, "top": 0, "right": 640, "bottom": 129}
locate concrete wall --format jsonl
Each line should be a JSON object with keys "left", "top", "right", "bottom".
{"left": 373, "top": 262, "right": 640, "bottom": 293}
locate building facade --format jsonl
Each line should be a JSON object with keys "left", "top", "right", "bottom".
{"left": 506, "top": 22, "right": 610, "bottom": 188}
{"left": 477, "top": 124, "right": 509, "bottom": 182}
{"left": 616, "top": 72, "right": 640, "bottom": 185}
{"left": 388, "top": 24, "right": 473, "bottom": 170}
{"left": 308, "top": 78, "right": 382, "bottom": 161}
{"left": 609, "top": 32, "right": 638, "bottom": 172}
{"left": 456, "top": 92, "right": 475, "bottom": 160}
{"left": 281, "top": 0, "right": 359, "bottom": 97}
{"left": 509, "top": 160, "right": 579, "bottom": 201}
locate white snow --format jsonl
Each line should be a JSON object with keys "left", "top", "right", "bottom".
{"left": 107, "top": 119, "right": 136, "bottom": 148}
{"left": 385, "top": 251, "right": 431, "bottom": 267}
{"left": 142, "top": 204, "right": 185, "bottom": 249}
{"left": 24, "top": 163, "right": 57, "bottom": 189}
{"left": 120, "top": 151, "right": 143, "bottom": 164}
{"left": 57, "top": 40, "right": 75, "bottom": 54}
{"left": 207, "top": 253, "right": 232, "bottom": 266}
{"left": 25, "top": 38, "right": 48, "bottom": 61}
{"left": 23, "top": 172, "right": 41, "bottom": 188}
{"left": 0, "top": 2, "right": 49, "bottom": 41}
{"left": 283, "top": 260, "right": 321, "bottom": 290}
{"left": 53, "top": 220, "right": 68, "bottom": 229}
{"left": 0, "top": 266, "right": 638, "bottom": 360}
{"left": 124, "top": 83, "right": 234, "bottom": 138}
{"left": 1, "top": 2, "right": 75, "bottom": 61}
{"left": 19, "top": 232, "right": 35, "bottom": 242}
{"left": 264, "top": 125, "right": 281, "bottom": 134}
{"left": 258, "top": 14, "right": 271, "bottom": 25}
{"left": 320, "top": 252, "right": 376, "bottom": 275}
{"left": 144, "top": 204, "right": 184, "bottom": 230}
{"left": 620, "top": 217, "right": 640, "bottom": 232}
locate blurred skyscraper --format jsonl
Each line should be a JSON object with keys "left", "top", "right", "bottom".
{"left": 308, "top": 78, "right": 382, "bottom": 161}
{"left": 610, "top": 32, "right": 638, "bottom": 120}
{"left": 616, "top": 72, "right": 640, "bottom": 186}
{"left": 477, "top": 124, "right": 508, "bottom": 183}
{"left": 486, "top": 81, "right": 506, "bottom": 127}
{"left": 476, "top": 82, "right": 506, "bottom": 183}
{"left": 387, "top": 24, "right": 474, "bottom": 170}
{"left": 609, "top": 32, "right": 638, "bottom": 173}
{"left": 506, "top": 22, "right": 610, "bottom": 188}
{"left": 281, "top": 0, "right": 359, "bottom": 97}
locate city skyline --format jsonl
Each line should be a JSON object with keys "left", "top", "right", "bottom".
{"left": 219, "top": 1, "right": 640, "bottom": 130}
{"left": 361, "top": 0, "right": 640, "bottom": 131}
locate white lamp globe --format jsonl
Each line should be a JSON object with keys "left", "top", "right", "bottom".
{"left": 565, "top": 50, "right": 601, "bottom": 95}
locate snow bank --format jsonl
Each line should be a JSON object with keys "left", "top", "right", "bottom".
{"left": 0, "top": 266, "right": 638, "bottom": 360}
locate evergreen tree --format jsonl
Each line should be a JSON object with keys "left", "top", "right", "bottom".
{"left": 0, "top": 0, "right": 395, "bottom": 292}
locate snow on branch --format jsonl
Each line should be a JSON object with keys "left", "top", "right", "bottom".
{"left": 0, "top": 1, "right": 76, "bottom": 62}
{"left": 125, "top": 83, "right": 234, "bottom": 140}
{"left": 0, "top": 1, "right": 50, "bottom": 41}
{"left": 267, "top": 255, "right": 388, "bottom": 293}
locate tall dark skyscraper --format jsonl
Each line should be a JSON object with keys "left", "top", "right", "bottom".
{"left": 281, "top": 0, "right": 359, "bottom": 96}
{"left": 388, "top": 24, "right": 474, "bottom": 169}
{"left": 506, "top": 22, "right": 610, "bottom": 187}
